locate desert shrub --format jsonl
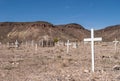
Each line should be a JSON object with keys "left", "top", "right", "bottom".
{"left": 54, "top": 38, "right": 58, "bottom": 43}
{"left": 61, "top": 63, "right": 68, "bottom": 67}
{"left": 68, "top": 58, "right": 73, "bottom": 62}
{"left": 57, "top": 55, "right": 62, "bottom": 59}
{"left": 4, "top": 65, "right": 16, "bottom": 70}
{"left": 60, "top": 49, "right": 64, "bottom": 52}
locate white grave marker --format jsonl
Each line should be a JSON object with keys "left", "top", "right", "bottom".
{"left": 7, "top": 42, "right": 10, "bottom": 47}
{"left": 56, "top": 41, "right": 60, "bottom": 46}
{"left": 15, "top": 40, "right": 19, "bottom": 48}
{"left": 41, "top": 39, "right": 44, "bottom": 47}
{"left": 65, "top": 40, "right": 72, "bottom": 54}
{"left": 113, "top": 38, "right": 119, "bottom": 53}
{"left": 84, "top": 28, "right": 102, "bottom": 72}
{"left": 73, "top": 42, "right": 77, "bottom": 48}
{"left": 25, "top": 41, "right": 28, "bottom": 47}
{"left": 35, "top": 44, "right": 38, "bottom": 53}
{"left": 31, "top": 40, "right": 34, "bottom": 47}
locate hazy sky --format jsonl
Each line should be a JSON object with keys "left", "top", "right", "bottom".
{"left": 0, "top": 0, "right": 120, "bottom": 29}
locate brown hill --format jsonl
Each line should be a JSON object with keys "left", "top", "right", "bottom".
{"left": 0, "top": 21, "right": 90, "bottom": 43}
{"left": 0, "top": 21, "right": 120, "bottom": 42}
{"left": 95, "top": 25, "right": 120, "bottom": 41}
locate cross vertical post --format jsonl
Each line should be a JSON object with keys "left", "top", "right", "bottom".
{"left": 65, "top": 40, "right": 71, "bottom": 54}
{"left": 91, "top": 29, "right": 95, "bottom": 72}
{"left": 35, "top": 43, "right": 38, "bottom": 53}
{"left": 31, "top": 40, "right": 34, "bottom": 47}
{"left": 113, "top": 38, "right": 119, "bottom": 53}
{"left": 15, "top": 40, "right": 19, "bottom": 48}
{"left": 67, "top": 40, "right": 69, "bottom": 54}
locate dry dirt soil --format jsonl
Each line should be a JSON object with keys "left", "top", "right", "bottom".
{"left": 0, "top": 42, "right": 120, "bottom": 81}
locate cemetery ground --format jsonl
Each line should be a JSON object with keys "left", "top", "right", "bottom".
{"left": 0, "top": 42, "right": 120, "bottom": 81}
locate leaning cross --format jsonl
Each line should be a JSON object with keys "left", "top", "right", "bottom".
{"left": 84, "top": 28, "right": 102, "bottom": 72}
{"left": 113, "top": 38, "right": 119, "bottom": 53}
{"left": 65, "top": 40, "right": 72, "bottom": 54}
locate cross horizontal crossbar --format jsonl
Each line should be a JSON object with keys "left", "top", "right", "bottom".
{"left": 65, "top": 43, "right": 72, "bottom": 45}
{"left": 84, "top": 37, "right": 102, "bottom": 42}
{"left": 113, "top": 41, "right": 119, "bottom": 43}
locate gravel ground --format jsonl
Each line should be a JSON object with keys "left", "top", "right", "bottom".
{"left": 0, "top": 42, "right": 120, "bottom": 81}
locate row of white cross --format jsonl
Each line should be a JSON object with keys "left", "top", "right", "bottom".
{"left": 5, "top": 28, "right": 119, "bottom": 73}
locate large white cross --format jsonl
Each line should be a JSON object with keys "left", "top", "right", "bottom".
{"left": 65, "top": 40, "right": 72, "bottom": 54}
{"left": 113, "top": 38, "right": 119, "bottom": 53}
{"left": 84, "top": 28, "right": 102, "bottom": 72}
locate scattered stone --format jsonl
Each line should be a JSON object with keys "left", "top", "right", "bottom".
{"left": 91, "top": 78, "right": 96, "bottom": 81}
{"left": 116, "top": 75, "right": 120, "bottom": 80}
{"left": 84, "top": 69, "right": 90, "bottom": 73}
{"left": 101, "top": 55, "right": 111, "bottom": 59}
{"left": 113, "top": 65, "right": 120, "bottom": 71}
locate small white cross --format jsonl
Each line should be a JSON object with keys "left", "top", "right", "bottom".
{"left": 65, "top": 40, "right": 72, "bottom": 54}
{"left": 113, "top": 38, "right": 119, "bottom": 53}
{"left": 31, "top": 40, "right": 34, "bottom": 47}
{"left": 35, "top": 44, "right": 38, "bottom": 53}
{"left": 84, "top": 28, "right": 102, "bottom": 72}
{"left": 25, "top": 41, "right": 28, "bottom": 47}
{"left": 73, "top": 42, "right": 77, "bottom": 48}
{"left": 15, "top": 40, "right": 19, "bottom": 48}
{"left": 41, "top": 39, "right": 44, "bottom": 47}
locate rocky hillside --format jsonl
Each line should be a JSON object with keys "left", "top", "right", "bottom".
{"left": 0, "top": 21, "right": 90, "bottom": 43}
{"left": 95, "top": 25, "right": 120, "bottom": 41}
{"left": 0, "top": 21, "right": 120, "bottom": 42}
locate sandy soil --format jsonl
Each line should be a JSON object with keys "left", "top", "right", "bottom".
{"left": 0, "top": 42, "right": 120, "bottom": 81}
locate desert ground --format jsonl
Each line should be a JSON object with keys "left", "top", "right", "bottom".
{"left": 0, "top": 42, "right": 120, "bottom": 81}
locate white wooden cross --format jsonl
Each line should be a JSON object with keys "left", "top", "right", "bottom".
{"left": 25, "top": 41, "right": 28, "bottom": 47}
{"left": 7, "top": 42, "right": 10, "bottom": 47}
{"left": 15, "top": 40, "right": 19, "bottom": 48}
{"left": 84, "top": 28, "right": 102, "bottom": 72}
{"left": 35, "top": 44, "right": 38, "bottom": 53}
{"left": 31, "top": 40, "right": 34, "bottom": 47}
{"left": 56, "top": 41, "right": 60, "bottom": 46}
{"left": 73, "top": 42, "right": 77, "bottom": 48}
{"left": 113, "top": 38, "right": 119, "bottom": 53}
{"left": 65, "top": 40, "right": 72, "bottom": 54}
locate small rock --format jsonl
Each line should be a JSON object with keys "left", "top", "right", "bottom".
{"left": 91, "top": 78, "right": 96, "bottom": 81}
{"left": 116, "top": 75, "right": 120, "bottom": 80}
{"left": 113, "top": 65, "right": 120, "bottom": 71}
{"left": 1, "top": 73, "right": 5, "bottom": 77}
{"left": 84, "top": 69, "right": 90, "bottom": 73}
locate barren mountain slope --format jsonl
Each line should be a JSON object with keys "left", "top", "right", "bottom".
{"left": 0, "top": 22, "right": 90, "bottom": 42}
{"left": 95, "top": 25, "right": 120, "bottom": 41}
